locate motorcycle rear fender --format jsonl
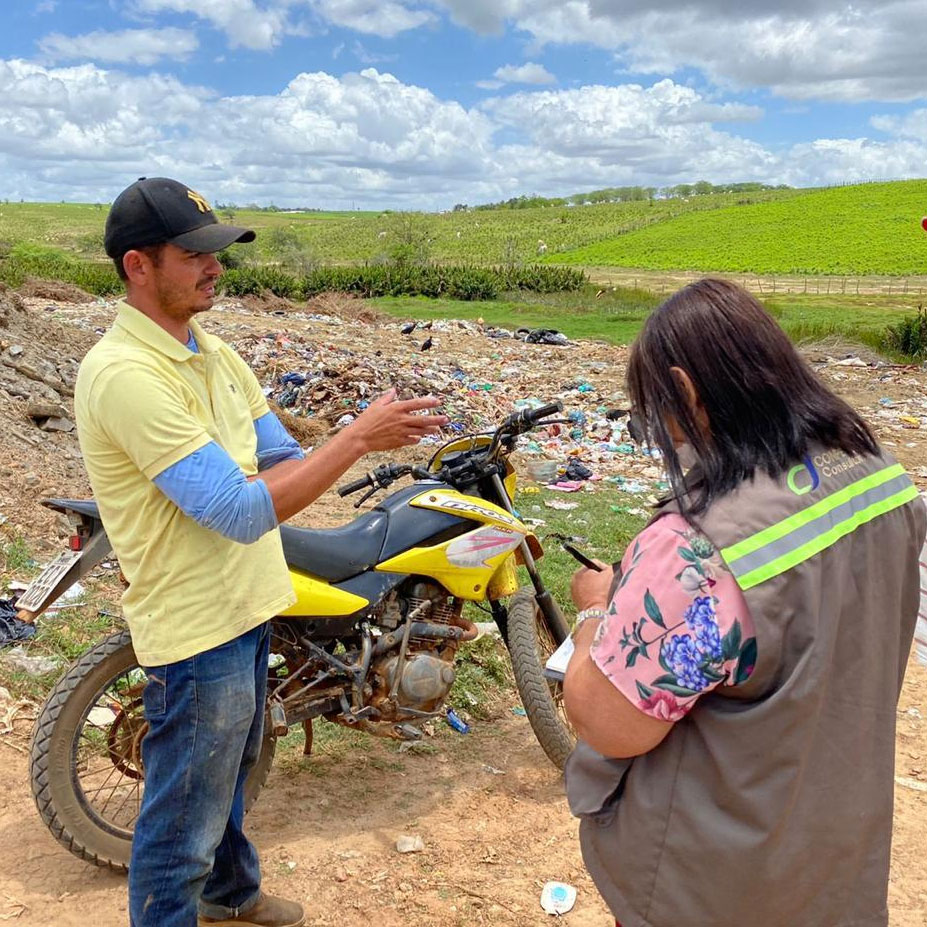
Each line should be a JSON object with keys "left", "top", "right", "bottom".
{"left": 279, "top": 568, "right": 369, "bottom": 618}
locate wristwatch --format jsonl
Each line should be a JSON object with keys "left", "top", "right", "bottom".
{"left": 573, "top": 607, "right": 607, "bottom": 635}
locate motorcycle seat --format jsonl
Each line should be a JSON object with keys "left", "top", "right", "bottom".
{"left": 44, "top": 498, "right": 387, "bottom": 583}
{"left": 43, "top": 498, "right": 101, "bottom": 519}
{"left": 278, "top": 511, "right": 389, "bottom": 582}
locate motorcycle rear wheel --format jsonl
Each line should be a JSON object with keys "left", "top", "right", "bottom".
{"left": 30, "top": 628, "right": 276, "bottom": 872}
{"left": 505, "top": 588, "right": 576, "bottom": 769}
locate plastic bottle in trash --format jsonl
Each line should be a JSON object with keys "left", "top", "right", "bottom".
{"left": 446, "top": 708, "right": 470, "bottom": 734}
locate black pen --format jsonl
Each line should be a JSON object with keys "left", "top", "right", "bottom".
{"left": 564, "top": 543, "right": 605, "bottom": 572}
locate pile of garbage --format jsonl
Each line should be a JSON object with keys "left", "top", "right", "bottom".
{"left": 227, "top": 311, "right": 668, "bottom": 497}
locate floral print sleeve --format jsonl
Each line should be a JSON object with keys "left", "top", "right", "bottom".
{"left": 589, "top": 513, "right": 757, "bottom": 723}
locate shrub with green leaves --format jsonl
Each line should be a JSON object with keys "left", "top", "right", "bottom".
{"left": 0, "top": 242, "right": 121, "bottom": 296}
{"left": 882, "top": 306, "right": 927, "bottom": 359}
{"left": 218, "top": 262, "right": 585, "bottom": 301}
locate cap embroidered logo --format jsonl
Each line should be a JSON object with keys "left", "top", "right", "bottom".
{"left": 187, "top": 190, "right": 211, "bottom": 213}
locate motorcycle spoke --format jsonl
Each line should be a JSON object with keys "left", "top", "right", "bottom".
{"left": 71, "top": 668, "right": 148, "bottom": 832}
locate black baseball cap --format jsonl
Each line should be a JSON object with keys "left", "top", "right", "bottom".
{"left": 104, "top": 177, "right": 255, "bottom": 259}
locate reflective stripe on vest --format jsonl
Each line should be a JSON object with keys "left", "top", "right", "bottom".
{"left": 721, "top": 464, "right": 919, "bottom": 590}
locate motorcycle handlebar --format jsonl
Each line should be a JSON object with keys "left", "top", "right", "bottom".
{"left": 528, "top": 401, "right": 563, "bottom": 423}
{"left": 337, "top": 474, "right": 373, "bottom": 497}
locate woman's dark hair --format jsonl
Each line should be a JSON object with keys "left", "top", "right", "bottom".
{"left": 627, "top": 278, "right": 878, "bottom": 515}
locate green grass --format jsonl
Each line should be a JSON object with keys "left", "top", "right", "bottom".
{"left": 372, "top": 285, "right": 660, "bottom": 343}
{"left": 374, "top": 286, "right": 927, "bottom": 355}
{"left": 511, "top": 485, "right": 650, "bottom": 607}
{"left": 553, "top": 180, "right": 927, "bottom": 276}
{"left": 2, "top": 535, "right": 39, "bottom": 574}
{"left": 0, "top": 189, "right": 798, "bottom": 266}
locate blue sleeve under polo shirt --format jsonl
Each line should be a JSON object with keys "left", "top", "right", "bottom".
{"left": 152, "top": 330, "right": 305, "bottom": 543}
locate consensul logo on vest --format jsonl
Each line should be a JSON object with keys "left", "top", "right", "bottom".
{"left": 787, "top": 451, "right": 865, "bottom": 495}
{"left": 787, "top": 456, "right": 821, "bottom": 495}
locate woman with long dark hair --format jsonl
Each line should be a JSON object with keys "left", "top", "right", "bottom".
{"left": 563, "top": 278, "right": 925, "bottom": 927}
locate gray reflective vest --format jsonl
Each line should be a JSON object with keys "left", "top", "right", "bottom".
{"left": 565, "top": 448, "right": 926, "bottom": 927}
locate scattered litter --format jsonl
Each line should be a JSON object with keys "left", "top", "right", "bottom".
{"left": 0, "top": 894, "right": 27, "bottom": 920}
{"left": 545, "top": 499, "right": 579, "bottom": 511}
{"left": 515, "top": 328, "right": 570, "bottom": 347}
{"left": 511, "top": 706, "right": 527, "bottom": 717}
{"left": 43, "top": 582, "right": 87, "bottom": 612}
{"left": 474, "top": 621, "right": 501, "bottom": 639}
{"left": 525, "top": 459, "right": 559, "bottom": 483}
{"left": 87, "top": 706, "right": 117, "bottom": 728}
{"left": 563, "top": 459, "right": 594, "bottom": 481}
{"left": 549, "top": 480, "right": 586, "bottom": 492}
{"left": 1, "top": 646, "right": 60, "bottom": 676}
{"left": 1, "top": 698, "right": 35, "bottom": 736}
{"left": 445, "top": 708, "right": 470, "bottom": 734}
{"left": 895, "top": 776, "right": 927, "bottom": 793}
{"left": 395, "top": 835, "right": 426, "bottom": 854}
{"left": 482, "top": 764, "right": 506, "bottom": 775}
{"left": 0, "top": 600, "right": 35, "bottom": 646}
{"left": 540, "top": 881, "right": 577, "bottom": 915}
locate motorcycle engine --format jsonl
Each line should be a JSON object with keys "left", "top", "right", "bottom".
{"left": 369, "top": 582, "right": 461, "bottom": 715}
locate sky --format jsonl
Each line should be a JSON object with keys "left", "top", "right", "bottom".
{"left": 2, "top": 0, "right": 927, "bottom": 210}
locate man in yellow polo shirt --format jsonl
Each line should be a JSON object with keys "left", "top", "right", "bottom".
{"left": 76, "top": 177, "right": 447, "bottom": 927}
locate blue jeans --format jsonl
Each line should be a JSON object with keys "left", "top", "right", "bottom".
{"left": 129, "top": 623, "right": 270, "bottom": 926}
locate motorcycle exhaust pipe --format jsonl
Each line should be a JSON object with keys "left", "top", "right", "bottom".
{"left": 373, "top": 618, "right": 478, "bottom": 655}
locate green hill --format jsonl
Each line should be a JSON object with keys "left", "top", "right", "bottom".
{"left": 0, "top": 190, "right": 798, "bottom": 267}
{"left": 552, "top": 180, "right": 927, "bottom": 276}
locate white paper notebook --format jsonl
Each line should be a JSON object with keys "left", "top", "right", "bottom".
{"left": 544, "top": 634, "right": 575, "bottom": 682}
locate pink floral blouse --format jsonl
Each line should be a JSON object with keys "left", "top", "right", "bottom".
{"left": 590, "top": 513, "right": 757, "bottom": 722}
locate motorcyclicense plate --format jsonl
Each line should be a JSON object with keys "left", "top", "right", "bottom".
{"left": 15, "top": 550, "right": 83, "bottom": 613}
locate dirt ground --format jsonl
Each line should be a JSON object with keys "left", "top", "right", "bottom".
{"left": 0, "top": 286, "right": 926, "bottom": 925}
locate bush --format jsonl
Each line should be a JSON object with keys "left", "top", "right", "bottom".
{"left": 882, "top": 306, "right": 927, "bottom": 359}
{"left": 219, "top": 266, "right": 301, "bottom": 299}
{"left": 0, "top": 243, "right": 121, "bottom": 296}
{"left": 0, "top": 245, "right": 587, "bottom": 303}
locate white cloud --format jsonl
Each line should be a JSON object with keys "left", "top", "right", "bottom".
{"left": 107, "top": 1, "right": 927, "bottom": 102}
{"left": 38, "top": 28, "right": 199, "bottom": 66}
{"left": 34, "top": 1, "right": 57, "bottom": 13}
{"left": 0, "top": 57, "right": 923, "bottom": 209}
{"left": 350, "top": 40, "right": 399, "bottom": 65}
{"left": 871, "top": 109, "right": 927, "bottom": 143}
{"left": 131, "top": 0, "right": 434, "bottom": 48}
{"left": 133, "top": 0, "right": 289, "bottom": 50}
{"left": 492, "top": 62, "right": 556, "bottom": 85}
{"left": 483, "top": 81, "right": 769, "bottom": 187}
{"left": 312, "top": 0, "right": 436, "bottom": 37}
{"left": 431, "top": 0, "right": 927, "bottom": 103}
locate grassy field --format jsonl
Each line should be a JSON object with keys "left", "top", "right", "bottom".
{"left": 0, "top": 189, "right": 799, "bottom": 266}
{"left": 2, "top": 182, "right": 924, "bottom": 276}
{"left": 554, "top": 180, "right": 927, "bottom": 275}
{"left": 372, "top": 286, "right": 927, "bottom": 356}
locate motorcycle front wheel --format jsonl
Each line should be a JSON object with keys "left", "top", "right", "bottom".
{"left": 30, "top": 628, "right": 276, "bottom": 872}
{"left": 505, "top": 588, "right": 576, "bottom": 769}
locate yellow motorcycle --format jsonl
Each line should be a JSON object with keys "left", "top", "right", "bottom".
{"left": 26, "top": 402, "right": 575, "bottom": 871}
